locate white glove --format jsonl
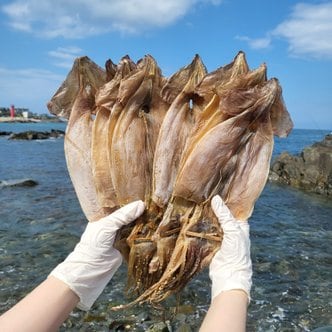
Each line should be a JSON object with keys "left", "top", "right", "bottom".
{"left": 209, "top": 195, "right": 252, "bottom": 302}
{"left": 49, "top": 200, "right": 145, "bottom": 311}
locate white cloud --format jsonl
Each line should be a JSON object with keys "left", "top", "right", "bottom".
{"left": 0, "top": 67, "right": 64, "bottom": 112}
{"left": 1, "top": 0, "right": 222, "bottom": 38}
{"left": 48, "top": 46, "right": 83, "bottom": 68}
{"left": 238, "top": 2, "right": 332, "bottom": 60}
{"left": 236, "top": 35, "right": 272, "bottom": 50}
{"left": 273, "top": 2, "right": 332, "bottom": 59}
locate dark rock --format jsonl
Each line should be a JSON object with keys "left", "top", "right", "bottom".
{"left": 109, "top": 318, "right": 136, "bottom": 331}
{"left": 108, "top": 320, "right": 128, "bottom": 330}
{"left": 175, "top": 323, "right": 192, "bottom": 332}
{"left": 0, "top": 131, "right": 12, "bottom": 136}
{"left": 8, "top": 129, "right": 65, "bottom": 140}
{"left": 0, "top": 179, "right": 38, "bottom": 188}
{"left": 175, "top": 313, "right": 187, "bottom": 323}
{"left": 136, "top": 311, "right": 151, "bottom": 322}
{"left": 146, "top": 321, "right": 170, "bottom": 332}
{"left": 49, "top": 129, "right": 66, "bottom": 138}
{"left": 173, "top": 305, "right": 195, "bottom": 315}
{"left": 311, "top": 326, "right": 332, "bottom": 332}
{"left": 269, "top": 134, "right": 332, "bottom": 196}
{"left": 83, "top": 313, "right": 107, "bottom": 322}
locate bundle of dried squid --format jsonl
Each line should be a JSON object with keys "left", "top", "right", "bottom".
{"left": 47, "top": 52, "right": 293, "bottom": 309}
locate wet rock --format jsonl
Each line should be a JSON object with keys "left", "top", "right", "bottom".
{"left": 0, "top": 178, "right": 38, "bottom": 188}
{"left": 108, "top": 319, "right": 130, "bottom": 330}
{"left": 136, "top": 311, "right": 151, "bottom": 322}
{"left": 83, "top": 313, "right": 107, "bottom": 322}
{"left": 175, "top": 313, "right": 187, "bottom": 323}
{"left": 269, "top": 134, "right": 332, "bottom": 196}
{"left": 175, "top": 323, "right": 192, "bottom": 332}
{"left": 311, "top": 326, "right": 332, "bottom": 332}
{"left": 8, "top": 129, "right": 65, "bottom": 140}
{"left": 108, "top": 313, "right": 152, "bottom": 331}
{"left": 0, "top": 131, "right": 12, "bottom": 136}
{"left": 175, "top": 305, "right": 195, "bottom": 315}
{"left": 287, "top": 285, "right": 303, "bottom": 297}
{"left": 146, "top": 321, "right": 170, "bottom": 332}
{"left": 256, "top": 261, "right": 272, "bottom": 273}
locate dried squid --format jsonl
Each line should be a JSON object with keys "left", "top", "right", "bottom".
{"left": 47, "top": 51, "right": 293, "bottom": 309}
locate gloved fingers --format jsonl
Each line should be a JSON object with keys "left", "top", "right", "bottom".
{"left": 102, "top": 200, "right": 145, "bottom": 230}
{"left": 209, "top": 196, "right": 252, "bottom": 302}
{"left": 79, "top": 200, "right": 145, "bottom": 249}
{"left": 211, "top": 195, "right": 249, "bottom": 231}
{"left": 211, "top": 195, "right": 236, "bottom": 227}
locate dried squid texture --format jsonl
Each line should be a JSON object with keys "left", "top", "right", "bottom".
{"left": 151, "top": 98, "right": 192, "bottom": 208}
{"left": 91, "top": 57, "right": 139, "bottom": 209}
{"left": 52, "top": 57, "right": 111, "bottom": 222}
{"left": 128, "top": 77, "right": 290, "bottom": 306}
{"left": 128, "top": 56, "right": 206, "bottom": 291}
{"left": 147, "top": 206, "right": 221, "bottom": 303}
{"left": 46, "top": 51, "right": 294, "bottom": 310}
{"left": 47, "top": 56, "right": 106, "bottom": 119}
{"left": 105, "top": 58, "right": 117, "bottom": 82}
{"left": 195, "top": 51, "right": 249, "bottom": 105}
{"left": 179, "top": 53, "right": 254, "bottom": 165}
{"left": 95, "top": 56, "right": 137, "bottom": 111}
{"left": 179, "top": 63, "right": 268, "bottom": 175}
{"left": 147, "top": 197, "right": 196, "bottom": 275}
{"left": 119, "top": 79, "right": 283, "bottom": 307}
{"left": 110, "top": 56, "right": 165, "bottom": 205}
{"left": 269, "top": 94, "right": 293, "bottom": 137}
{"left": 112, "top": 56, "right": 168, "bottom": 291}
{"left": 65, "top": 89, "right": 110, "bottom": 222}
{"left": 123, "top": 56, "right": 206, "bottom": 293}
{"left": 152, "top": 55, "right": 207, "bottom": 208}
{"left": 91, "top": 107, "right": 118, "bottom": 209}
{"left": 113, "top": 202, "right": 221, "bottom": 309}
{"left": 93, "top": 56, "right": 139, "bottom": 202}
{"left": 105, "top": 58, "right": 156, "bottom": 264}
{"left": 222, "top": 80, "right": 292, "bottom": 219}
{"left": 142, "top": 60, "right": 170, "bottom": 160}
{"left": 161, "top": 54, "right": 207, "bottom": 104}
{"left": 104, "top": 56, "right": 145, "bottom": 144}
{"left": 223, "top": 112, "right": 274, "bottom": 219}
{"left": 173, "top": 79, "right": 283, "bottom": 216}
{"left": 138, "top": 57, "right": 207, "bottom": 293}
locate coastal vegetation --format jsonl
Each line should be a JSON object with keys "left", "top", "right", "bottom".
{"left": 0, "top": 106, "right": 62, "bottom": 122}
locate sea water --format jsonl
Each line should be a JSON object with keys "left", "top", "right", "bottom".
{"left": 0, "top": 123, "right": 331, "bottom": 331}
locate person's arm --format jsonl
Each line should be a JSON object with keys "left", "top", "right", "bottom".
{"left": 200, "top": 195, "right": 252, "bottom": 332}
{"left": 0, "top": 200, "right": 145, "bottom": 332}
{"left": 0, "top": 277, "right": 79, "bottom": 332}
{"left": 200, "top": 290, "right": 248, "bottom": 332}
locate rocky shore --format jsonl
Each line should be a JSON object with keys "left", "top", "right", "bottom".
{"left": 0, "top": 116, "right": 65, "bottom": 123}
{"left": 0, "top": 179, "right": 38, "bottom": 188}
{"left": 0, "top": 116, "right": 41, "bottom": 123}
{"left": 269, "top": 134, "right": 332, "bottom": 197}
{"left": 7, "top": 129, "right": 65, "bottom": 140}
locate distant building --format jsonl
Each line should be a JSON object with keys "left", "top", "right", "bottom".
{"left": 0, "top": 107, "right": 30, "bottom": 117}
{"left": 10, "top": 105, "right": 15, "bottom": 118}
{"left": 0, "top": 107, "right": 58, "bottom": 121}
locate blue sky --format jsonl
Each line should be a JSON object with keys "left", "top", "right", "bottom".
{"left": 0, "top": 0, "right": 331, "bottom": 130}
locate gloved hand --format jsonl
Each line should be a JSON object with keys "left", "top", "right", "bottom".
{"left": 49, "top": 200, "right": 145, "bottom": 311}
{"left": 209, "top": 195, "right": 252, "bottom": 302}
